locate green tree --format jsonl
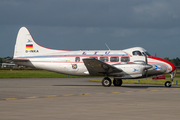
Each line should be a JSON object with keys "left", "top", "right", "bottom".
{"left": 0, "top": 58, "right": 2, "bottom": 63}
{"left": 164, "top": 57, "right": 180, "bottom": 66}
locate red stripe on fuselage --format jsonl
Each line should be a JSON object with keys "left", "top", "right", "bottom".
{"left": 148, "top": 56, "right": 176, "bottom": 73}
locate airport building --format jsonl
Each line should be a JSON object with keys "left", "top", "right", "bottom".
{"left": 1, "top": 63, "right": 22, "bottom": 68}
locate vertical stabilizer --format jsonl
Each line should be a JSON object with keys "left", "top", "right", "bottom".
{"left": 14, "top": 27, "right": 69, "bottom": 58}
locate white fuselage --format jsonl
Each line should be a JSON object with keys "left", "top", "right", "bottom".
{"left": 14, "top": 48, "right": 175, "bottom": 78}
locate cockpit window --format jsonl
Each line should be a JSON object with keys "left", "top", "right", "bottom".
{"left": 132, "top": 51, "right": 142, "bottom": 56}
{"left": 145, "top": 52, "right": 151, "bottom": 56}
{"left": 142, "top": 52, "right": 146, "bottom": 56}
{"left": 142, "top": 52, "right": 151, "bottom": 56}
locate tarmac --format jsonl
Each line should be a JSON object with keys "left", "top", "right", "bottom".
{"left": 0, "top": 78, "right": 180, "bottom": 120}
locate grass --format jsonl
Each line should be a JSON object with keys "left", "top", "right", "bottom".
{"left": 0, "top": 70, "right": 91, "bottom": 78}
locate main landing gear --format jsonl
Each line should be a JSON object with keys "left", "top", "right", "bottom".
{"left": 102, "top": 77, "right": 122, "bottom": 87}
{"left": 102, "top": 77, "right": 111, "bottom": 87}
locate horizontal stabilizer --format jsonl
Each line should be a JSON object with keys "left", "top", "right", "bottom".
{"left": 3, "top": 58, "right": 29, "bottom": 63}
{"left": 12, "top": 59, "right": 29, "bottom": 62}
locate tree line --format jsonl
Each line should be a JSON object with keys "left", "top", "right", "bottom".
{"left": 0, "top": 57, "right": 12, "bottom": 64}
{"left": 164, "top": 57, "right": 180, "bottom": 66}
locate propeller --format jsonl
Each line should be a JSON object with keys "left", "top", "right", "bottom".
{"left": 144, "top": 54, "right": 152, "bottom": 78}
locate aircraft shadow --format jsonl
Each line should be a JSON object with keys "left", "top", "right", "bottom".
{"left": 53, "top": 84, "right": 180, "bottom": 88}
{"left": 53, "top": 85, "right": 102, "bottom": 86}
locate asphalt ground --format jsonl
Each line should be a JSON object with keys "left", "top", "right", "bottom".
{"left": 0, "top": 78, "right": 180, "bottom": 120}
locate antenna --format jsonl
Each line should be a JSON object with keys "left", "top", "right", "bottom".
{"left": 105, "top": 43, "right": 111, "bottom": 51}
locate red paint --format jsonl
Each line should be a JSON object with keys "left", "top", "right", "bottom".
{"left": 152, "top": 74, "right": 165, "bottom": 80}
{"left": 148, "top": 56, "right": 176, "bottom": 73}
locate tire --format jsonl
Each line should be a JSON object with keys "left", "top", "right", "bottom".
{"left": 102, "top": 77, "right": 112, "bottom": 87}
{"left": 113, "top": 79, "right": 122, "bottom": 86}
{"left": 165, "top": 81, "right": 172, "bottom": 87}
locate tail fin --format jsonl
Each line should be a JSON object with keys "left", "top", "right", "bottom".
{"left": 14, "top": 27, "right": 69, "bottom": 58}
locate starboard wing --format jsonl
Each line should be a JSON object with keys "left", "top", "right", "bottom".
{"left": 83, "top": 58, "right": 122, "bottom": 76}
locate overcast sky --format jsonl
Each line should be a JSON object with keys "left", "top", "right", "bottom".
{"left": 0, "top": 0, "right": 180, "bottom": 58}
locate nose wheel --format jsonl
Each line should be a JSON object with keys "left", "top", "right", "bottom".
{"left": 165, "top": 81, "right": 172, "bottom": 87}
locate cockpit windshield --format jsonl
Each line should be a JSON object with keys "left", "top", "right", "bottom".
{"left": 132, "top": 51, "right": 143, "bottom": 56}
{"left": 133, "top": 51, "right": 151, "bottom": 56}
{"left": 145, "top": 52, "right": 151, "bottom": 56}
{"left": 142, "top": 52, "right": 151, "bottom": 56}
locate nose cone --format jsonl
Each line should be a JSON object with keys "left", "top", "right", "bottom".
{"left": 148, "top": 56, "right": 176, "bottom": 73}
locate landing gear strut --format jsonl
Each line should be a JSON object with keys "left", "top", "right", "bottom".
{"left": 102, "top": 77, "right": 123, "bottom": 87}
{"left": 102, "top": 77, "right": 112, "bottom": 87}
{"left": 113, "top": 78, "right": 122, "bottom": 86}
{"left": 165, "top": 72, "right": 175, "bottom": 87}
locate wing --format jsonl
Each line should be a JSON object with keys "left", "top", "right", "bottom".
{"left": 83, "top": 58, "right": 122, "bottom": 76}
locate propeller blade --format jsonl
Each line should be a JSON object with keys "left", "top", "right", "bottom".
{"left": 145, "top": 54, "right": 147, "bottom": 65}
{"left": 144, "top": 54, "right": 151, "bottom": 79}
{"left": 146, "top": 70, "right": 148, "bottom": 78}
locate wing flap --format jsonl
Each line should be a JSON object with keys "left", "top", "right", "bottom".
{"left": 83, "top": 58, "right": 122, "bottom": 76}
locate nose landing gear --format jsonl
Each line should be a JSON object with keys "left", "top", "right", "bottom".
{"left": 165, "top": 81, "right": 172, "bottom": 87}
{"left": 165, "top": 72, "right": 175, "bottom": 87}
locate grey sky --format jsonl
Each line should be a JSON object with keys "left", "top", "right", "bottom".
{"left": 0, "top": 0, "right": 180, "bottom": 58}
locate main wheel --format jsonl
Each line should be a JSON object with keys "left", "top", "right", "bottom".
{"left": 165, "top": 81, "right": 172, "bottom": 87}
{"left": 113, "top": 78, "right": 122, "bottom": 86}
{"left": 102, "top": 77, "right": 112, "bottom": 87}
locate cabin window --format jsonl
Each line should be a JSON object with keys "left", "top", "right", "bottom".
{"left": 75, "top": 57, "right": 80, "bottom": 62}
{"left": 132, "top": 51, "right": 142, "bottom": 56}
{"left": 121, "top": 57, "right": 130, "bottom": 62}
{"left": 110, "top": 57, "right": 119, "bottom": 62}
{"left": 100, "top": 57, "right": 109, "bottom": 62}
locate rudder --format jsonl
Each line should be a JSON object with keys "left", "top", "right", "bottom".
{"left": 14, "top": 27, "right": 69, "bottom": 58}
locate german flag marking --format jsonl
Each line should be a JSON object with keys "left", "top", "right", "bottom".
{"left": 26, "top": 44, "right": 33, "bottom": 49}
